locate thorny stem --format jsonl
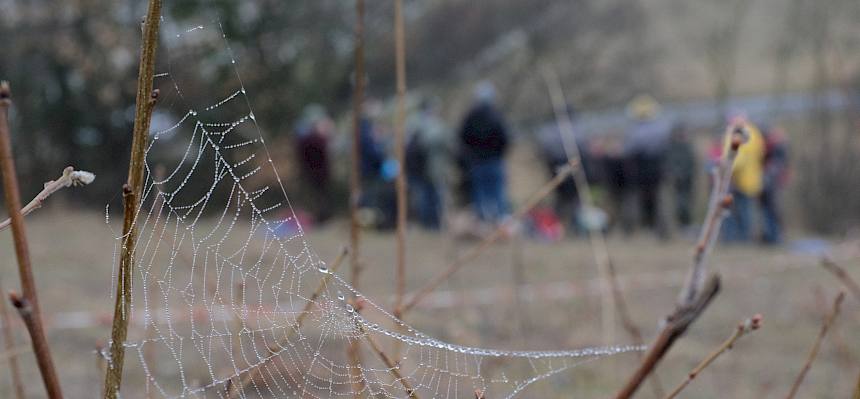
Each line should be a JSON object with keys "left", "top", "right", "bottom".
{"left": 349, "top": 0, "right": 367, "bottom": 396}
{"left": 225, "top": 247, "right": 349, "bottom": 398}
{"left": 614, "top": 121, "right": 748, "bottom": 399}
{"left": 785, "top": 292, "right": 845, "bottom": 399}
{"left": 0, "top": 166, "right": 95, "bottom": 232}
{"left": 1, "top": 281, "right": 26, "bottom": 399}
{"left": 0, "top": 81, "right": 64, "bottom": 399}
{"left": 665, "top": 314, "right": 763, "bottom": 399}
{"left": 103, "top": 0, "right": 162, "bottom": 397}
{"left": 398, "top": 161, "right": 579, "bottom": 315}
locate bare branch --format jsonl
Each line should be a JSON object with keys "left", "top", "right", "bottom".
{"left": 0, "top": 166, "right": 96, "bottom": 232}
{"left": 820, "top": 256, "right": 860, "bottom": 300}
{"left": 0, "top": 286, "right": 25, "bottom": 399}
{"left": 103, "top": 0, "right": 162, "bottom": 396}
{"left": 785, "top": 292, "right": 845, "bottom": 399}
{"left": 0, "top": 81, "right": 64, "bottom": 398}
{"left": 614, "top": 120, "right": 750, "bottom": 399}
{"left": 348, "top": 0, "right": 367, "bottom": 395}
{"left": 665, "top": 314, "right": 763, "bottom": 399}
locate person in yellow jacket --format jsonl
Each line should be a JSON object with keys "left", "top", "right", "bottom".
{"left": 722, "top": 116, "right": 765, "bottom": 242}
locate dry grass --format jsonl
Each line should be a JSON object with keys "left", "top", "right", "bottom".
{"left": 0, "top": 210, "right": 858, "bottom": 398}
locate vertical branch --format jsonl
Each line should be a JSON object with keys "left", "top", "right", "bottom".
{"left": 785, "top": 292, "right": 845, "bottom": 399}
{"left": 392, "top": 0, "right": 408, "bottom": 321}
{"left": 0, "top": 82, "right": 64, "bottom": 399}
{"left": 0, "top": 281, "right": 25, "bottom": 399}
{"left": 103, "top": 0, "right": 162, "bottom": 397}
{"left": 348, "top": 0, "right": 367, "bottom": 395}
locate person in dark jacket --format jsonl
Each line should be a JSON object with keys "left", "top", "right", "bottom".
{"left": 459, "top": 82, "right": 511, "bottom": 223}
{"left": 760, "top": 126, "right": 789, "bottom": 244}
{"left": 295, "top": 104, "right": 334, "bottom": 223}
{"left": 624, "top": 95, "right": 670, "bottom": 238}
{"left": 665, "top": 123, "right": 697, "bottom": 229}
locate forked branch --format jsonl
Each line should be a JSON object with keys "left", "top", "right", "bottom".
{"left": 785, "top": 291, "right": 845, "bottom": 399}
{"left": 0, "top": 166, "right": 96, "bottom": 232}
{"left": 665, "top": 314, "right": 763, "bottom": 399}
{"left": 613, "top": 121, "right": 749, "bottom": 399}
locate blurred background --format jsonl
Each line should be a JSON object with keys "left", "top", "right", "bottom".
{"left": 2, "top": 0, "right": 860, "bottom": 397}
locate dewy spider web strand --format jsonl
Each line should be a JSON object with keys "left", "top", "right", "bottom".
{"left": 102, "top": 10, "right": 643, "bottom": 399}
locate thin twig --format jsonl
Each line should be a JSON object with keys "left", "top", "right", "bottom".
{"left": 0, "top": 81, "right": 64, "bottom": 399}
{"left": 224, "top": 246, "right": 348, "bottom": 398}
{"left": 353, "top": 305, "right": 418, "bottom": 399}
{"left": 0, "top": 286, "right": 25, "bottom": 399}
{"left": 349, "top": 0, "right": 367, "bottom": 396}
{"left": 543, "top": 64, "right": 667, "bottom": 397}
{"left": 820, "top": 256, "right": 860, "bottom": 300}
{"left": 0, "top": 166, "right": 95, "bottom": 232}
{"left": 665, "top": 314, "right": 763, "bottom": 399}
{"left": 541, "top": 64, "right": 617, "bottom": 344}
{"left": 398, "top": 161, "right": 578, "bottom": 315}
{"left": 392, "top": 0, "right": 408, "bottom": 319}
{"left": 614, "top": 121, "right": 749, "bottom": 399}
{"left": 103, "top": 1, "right": 162, "bottom": 397}
{"left": 785, "top": 291, "right": 845, "bottom": 399}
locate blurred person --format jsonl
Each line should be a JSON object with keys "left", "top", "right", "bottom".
{"left": 294, "top": 104, "right": 334, "bottom": 223}
{"left": 600, "top": 136, "right": 635, "bottom": 235}
{"left": 721, "top": 114, "right": 765, "bottom": 243}
{"left": 624, "top": 94, "right": 670, "bottom": 238}
{"left": 358, "top": 100, "right": 397, "bottom": 229}
{"left": 760, "top": 126, "right": 789, "bottom": 245}
{"left": 665, "top": 123, "right": 697, "bottom": 230}
{"left": 536, "top": 108, "right": 581, "bottom": 229}
{"left": 406, "top": 97, "right": 451, "bottom": 230}
{"left": 459, "top": 81, "right": 511, "bottom": 224}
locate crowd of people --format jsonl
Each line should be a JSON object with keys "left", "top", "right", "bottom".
{"left": 291, "top": 84, "right": 791, "bottom": 245}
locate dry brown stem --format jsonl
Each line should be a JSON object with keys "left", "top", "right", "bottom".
{"left": 613, "top": 122, "right": 748, "bottom": 399}
{"left": 785, "top": 291, "right": 845, "bottom": 399}
{"left": 0, "top": 166, "right": 95, "bottom": 232}
{"left": 398, "top": 161, "right": 578, "bottom": 315}
{"left": 103, "top": 1, "right": 162, "bottom": 397}
{"left": 392, "top": 0, "right": 408, "bottom": 319}
{"left": 1, "top": 286, "right": 25, "bottom": 399}
{"left": 820, "top": 257, "right": 860, "bottom": 300}
{"left": 665, "top": 314, "right": 763, "bottom": 399}
{"left": 349, "top": 0, "right": 367, "bottom": 396}
{"left": 225, "top": 247, "right": 348, "bottom": 398}
{"left": 0, "top": 81, "right": 64, "bottom": 399}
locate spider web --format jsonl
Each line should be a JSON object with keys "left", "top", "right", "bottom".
{"left": 103, "top": 10, "right": 642, "bottom": 399}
